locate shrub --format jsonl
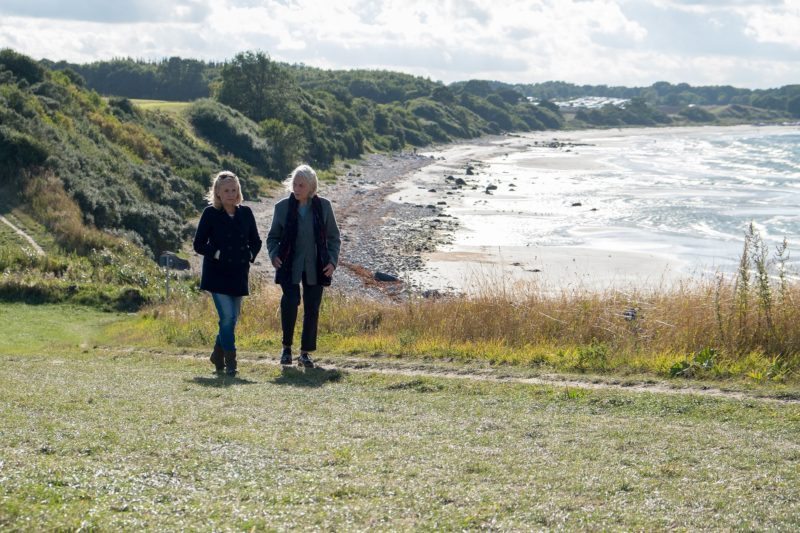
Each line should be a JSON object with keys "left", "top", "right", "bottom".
{"left": 87, "top": 110, "right": 165, "bottom": 161}
{"left": 121, "top": 203, "right": 184, "bottom": 256}
{"left": 679, "top": 106, "right": 716, "bottom": 122}
{"left": 0, "top": 126, "right": 49, "bottom": 178}
{"left": 188, "top": 99, "right": 272, "bottom": 172}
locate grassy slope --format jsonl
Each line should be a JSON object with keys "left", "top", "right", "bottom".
{"left": 0, "top": 187, "right": 57, "bottom": 254}
{"left": 0, "top": 304, "right": 125, "bottom": 355}
{"left": 1, "top": 304, "right": 799, "bottom": 530}
{"left": 0, "top": 220, "right": 27, "bottom": 249}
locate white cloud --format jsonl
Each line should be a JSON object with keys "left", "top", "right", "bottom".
{"left": 740, "top": 2, "right": 800, "bottom": 48}
{"left": 0, "top": 0, "right": 797, "bottom": 88}
{"left": 0, "top": 0, "right": 210, "bottom": 23}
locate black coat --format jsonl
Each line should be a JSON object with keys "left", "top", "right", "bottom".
{"left": 193, "top": 205, "right": 262, "bottom": 296}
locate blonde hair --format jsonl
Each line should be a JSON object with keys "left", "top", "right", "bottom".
{"left": 206, "top": 171, "right": 243, "bottom": 209}
{"left": 283, "top": 164, "right": 318, "bottom": 197}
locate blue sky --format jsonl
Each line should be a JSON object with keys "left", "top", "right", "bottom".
{"left": 0, "top": 0, "right": 797, "bottom": 88}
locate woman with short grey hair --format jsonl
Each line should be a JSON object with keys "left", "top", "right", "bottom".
{"left": 267, "top": 164, "right": 341, "bottom": 368}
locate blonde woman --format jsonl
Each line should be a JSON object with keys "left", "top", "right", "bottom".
{"left": 267, "top": 164, "right": 341, "bottom": 368}
{"left": 193, "top": 171, "right": 262, "bottom": 375}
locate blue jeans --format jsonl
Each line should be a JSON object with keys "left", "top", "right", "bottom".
{"left": 211, "top": 293, "right": 243, "bottom": 351}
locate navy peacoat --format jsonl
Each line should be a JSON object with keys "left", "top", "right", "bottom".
{"left": 193, "top": 205, "right": 262, "bottom": 296}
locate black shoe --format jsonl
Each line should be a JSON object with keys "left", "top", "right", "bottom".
{"left": 224, "top": 349, "right": 237, "bottom": 376}
{"left": 210, "top": 342, "right": 225, "bottom": 373}
{"left": 298, "top": 353, "right": 314, "bottom": 368}
{"left": 280, "top": 346, "right": 292, "bottom": 365}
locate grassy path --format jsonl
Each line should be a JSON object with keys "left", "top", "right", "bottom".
{"left": 0, "top": 214, "right": 45, "bottom": 255}
{"left": 1, "top": 305, "right": 799, "bottom": 529}
{"left": 113, "top": 347, "right": 800, "bottom": 404}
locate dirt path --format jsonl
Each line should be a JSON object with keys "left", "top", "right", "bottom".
{"left": 328, "top": 360, "right": 799, "bottom": 404}
{"left": 0, "top": 214, "right": 44, "bottom": 255}
{"left": 128, "top": 347, "right": 799, "bottom": 404}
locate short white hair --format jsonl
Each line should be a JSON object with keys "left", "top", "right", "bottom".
{"left": 284, "top": 164, "right": 318, "bottom": 197}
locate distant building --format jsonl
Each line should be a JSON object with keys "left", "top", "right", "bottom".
{"left": 529, "top": 96, "right": 630, "bottom": 111}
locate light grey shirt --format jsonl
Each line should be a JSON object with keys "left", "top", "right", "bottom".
{"left": 266, "top": 195, "right": 341, "bottom": 285}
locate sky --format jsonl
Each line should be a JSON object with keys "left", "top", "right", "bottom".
{"left": 0, "top": 0, "right": 798, "bottom": 89}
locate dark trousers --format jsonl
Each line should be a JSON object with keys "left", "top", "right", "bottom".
{"left": 280, "top": 274, "right": 324, "bottom": 352}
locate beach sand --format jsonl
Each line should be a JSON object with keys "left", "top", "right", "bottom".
{"left": 386, "top": 129, "right": 701, "bottom": 294}
{"left": 414, "top": 245, "right": 681, "bottom": 294}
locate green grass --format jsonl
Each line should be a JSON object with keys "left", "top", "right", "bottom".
{"left": 1, "top": 304, "right": 799, "bottom": 530}
{"left": 0, "top": 206, "right": 56, "bottom": 253}
{"left": 0, "top": 303, "right": 126, "bottom": 355}
{"left": 0, "top": 219, "right": 28, "bottom": 249}
{"left": 130, "top": 99, "right": 193, "bottom": 113}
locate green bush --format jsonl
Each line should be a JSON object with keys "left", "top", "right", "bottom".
{"left": 0, "top": 126, "right": 49, "bottom": 176}
{"left": 679, "top": 106, "right": 716, "bottom": 122}
{"left": 188, "top": 99, "right": 272, "bottom": 173}
{"left": 121, "top": 203, "right": 184, "bottom": 256}
{"left": 0, "top": 278, "right": 148, "bottom": 311}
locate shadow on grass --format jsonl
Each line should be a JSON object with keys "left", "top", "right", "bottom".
{"left": 272, "top": 365, "right": 344, "bottom": 388}
{"left": 189, "top": 374, "right": 258, "bottom": 388}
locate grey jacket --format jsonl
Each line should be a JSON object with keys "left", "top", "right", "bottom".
{"left": 266, "top": 195, "right": 341, "bottom": 285}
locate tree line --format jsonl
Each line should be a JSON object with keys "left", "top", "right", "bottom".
{"left": 49, "top": 54, "right": 800, "bottom": 137}
{"left": 506, "top": 80, "right": 800, "bottom": 116}
{"left": 53, "top": 55, "right": 800, "bottom": 117}
{"left": 43, "top": 56, "right": 220, "bottom": 101}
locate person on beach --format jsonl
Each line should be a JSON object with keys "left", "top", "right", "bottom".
{"left": 267, "top": 164, "right": 341, "bottom": 368}
{"left": 193, "top": 171, "right": 262, "bottom": 376}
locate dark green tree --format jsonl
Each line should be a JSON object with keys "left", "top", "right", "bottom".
{"left": 217, "top": 51, "right": 296, "bottom": 122}
{"left": 788, "top": 95, "right": 800, "bottom": 117}
{"left": 0, "top": 48, "right": 46, "bottom": 84}
{"left": 431, "top": 85, "right": 455, "bottom": 104}
{"left": 461, "top": 80, "right": 493, "bottom": 97}
{"left": 260, "top": 118, "right": 308, "bottom": 176}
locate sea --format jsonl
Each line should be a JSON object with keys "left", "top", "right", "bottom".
{"left": 400, "top": 124, "right": 800, "bottom": 291}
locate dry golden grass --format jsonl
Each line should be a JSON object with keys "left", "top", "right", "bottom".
{"left": 140, "top": 265, "right": 799, "bottom": 384}
{"left": 23, "top": 171, "right": 118, "bottom": 253}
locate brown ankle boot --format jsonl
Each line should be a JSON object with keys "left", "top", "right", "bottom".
{"left": 224, "top": 349, "right": 237, "bottom": 376}
{"left": 210, "top": 342, "right": 224, "bottom": 372}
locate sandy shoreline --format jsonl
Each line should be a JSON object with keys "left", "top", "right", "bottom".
{"left": 386, "top": 129, "right": 701, "bottom": 294}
